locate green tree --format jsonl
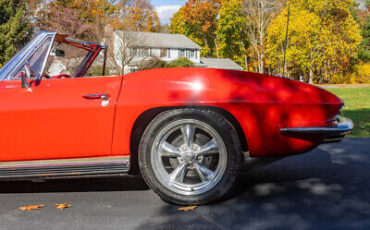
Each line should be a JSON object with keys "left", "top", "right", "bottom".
{"left": 216, "top": 0, "right": 249, "bottom": 69}
{"left": 170, "top": 0, "right": 221, "bottom": 57}
{"left": 0, "top": 0, "right": 31, "bottom": 67}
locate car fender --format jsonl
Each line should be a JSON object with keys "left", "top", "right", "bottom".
{"left": 111, "top": 68, "right": 343, "bottom": 157}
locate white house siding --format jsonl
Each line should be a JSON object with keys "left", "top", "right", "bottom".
{"left": 111, "top": 31, "right": 241, "bottom": 74}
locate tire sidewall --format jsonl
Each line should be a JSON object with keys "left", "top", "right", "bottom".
{"left": 139, "top": 109, "right": 241, "bottom": 205}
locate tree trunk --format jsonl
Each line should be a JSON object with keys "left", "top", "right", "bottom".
{"left": 309, "top": 68, "right": 314, "bottom": 84}
{"left": 214, "top": 38, "right": 219, "bottom": 58}
{"left": 245, "top": 54, "right": 248, "bottom": 71}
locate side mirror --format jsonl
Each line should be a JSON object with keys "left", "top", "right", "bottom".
{"left": 22, "top": 65, "right": 32, "bottom": 88}
{"left": 21, "top": 72, "right": 30, "bottom": 88}
{"left": 55, "top": 49, "right": 65, "bottom": 57}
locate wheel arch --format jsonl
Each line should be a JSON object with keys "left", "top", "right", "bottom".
{"left": 128, "top": 106, "right": 248, "bottom": 174}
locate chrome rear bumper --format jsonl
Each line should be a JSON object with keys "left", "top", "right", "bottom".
{"left": 281, "top": 116, "right": 353, "bottom": 143}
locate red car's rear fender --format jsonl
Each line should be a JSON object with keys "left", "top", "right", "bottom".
{"left": 111, "top": 68, "right": 343, "bottom": 158}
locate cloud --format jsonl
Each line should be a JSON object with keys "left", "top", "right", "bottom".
{"left": 155, "top": 5, "right": 181, "bottom": 25}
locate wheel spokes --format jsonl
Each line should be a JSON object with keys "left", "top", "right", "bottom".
{"left": 197, "top": 139, "right": 218, "bottom": 156}
{"left": 160, "top": 142, "right": 182, "bottom": 158}
{"left": 195, "top": 162, "right": 214, "bottom": 182}
{"left": 181, "top": 124, "right": 195, "bottom": 147}
{"left": 169, "top": 163, "right": 188, "bottom": 183}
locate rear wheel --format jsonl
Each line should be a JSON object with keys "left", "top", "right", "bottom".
{"left": 138, "top": 109, "right": 241, "bottom": 205}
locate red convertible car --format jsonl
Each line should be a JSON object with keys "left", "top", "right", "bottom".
{"left": 0, "top": 31, "right": 352, "bottom": 205}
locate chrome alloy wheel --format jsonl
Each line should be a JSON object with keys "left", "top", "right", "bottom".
{"left": 151, "top": 119, "right": 227, "bottom": 196}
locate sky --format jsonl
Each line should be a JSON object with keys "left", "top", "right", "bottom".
{"left": 152, "top": 0, "right": 187, "bottom": 25}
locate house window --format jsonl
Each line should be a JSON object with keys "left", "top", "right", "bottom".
{"left": 179, "top": 49, "right": 185, "bottom": 58}
{"left": 187, "top": 49, "right": 196, "bottom": 59}
{"left": 160, "top": 48, "right": 168, "bottom": 58}
{"left": 131, "top": 48, "right": 138, "bottom": 57}
{"left": 132, "top": 48, "right": 150, "bottom": 58}
{"left": 141, "top": 48, "right": 150, "bottom": 57}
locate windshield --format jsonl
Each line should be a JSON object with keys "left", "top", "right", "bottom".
{"left": 12, "top": 37, "right": 54, "bottom": 79}
{"left": 0, "top": 31, "right": 106, "bottom": 80}
{"left": 0, "top": 32, "right": 56, "bottom": 80}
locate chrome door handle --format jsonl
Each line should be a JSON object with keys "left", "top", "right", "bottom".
{"left": 83, "top": 93, "right": 110, "bottom": 100}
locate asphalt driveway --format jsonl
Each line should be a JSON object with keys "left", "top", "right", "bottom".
{"left": 0, "top": 138, "right": 369, "bottom": 230}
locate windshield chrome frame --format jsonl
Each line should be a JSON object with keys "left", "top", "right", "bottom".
{"left": 0, "top": 31, "right": 57, "bottom": 81}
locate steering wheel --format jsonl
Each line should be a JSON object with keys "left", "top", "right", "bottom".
{"left": 53, "top": 74, "right": 71, "bottom": 79}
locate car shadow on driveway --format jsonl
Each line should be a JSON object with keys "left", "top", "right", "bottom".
{"left": 0, "top": 175, "right": 149, "bottom": 193}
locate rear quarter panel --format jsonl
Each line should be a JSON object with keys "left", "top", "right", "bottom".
{"left": 112, "top": 68, "right": 343, "bottom": 157}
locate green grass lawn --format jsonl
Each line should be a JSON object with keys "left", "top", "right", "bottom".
{"left": 327, "top": 87, "right": 370, "bottom": 138}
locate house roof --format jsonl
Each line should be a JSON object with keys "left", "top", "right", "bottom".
{"left": 199, "top": 58, "right": 244, "bottom": 71}
{"left": 115, "top": 31, "right": 201, "bottom": 49}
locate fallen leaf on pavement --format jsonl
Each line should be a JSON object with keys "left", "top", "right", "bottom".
{"left": 55, "top": 203, "right": 71, "bottom": 210}
{"left": 178, "top": 206, "right": 197, "bottom": 211}
{"left": 19, "top": 205, "right": 45, "bottom": 211}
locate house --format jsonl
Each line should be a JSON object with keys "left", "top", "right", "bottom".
{"left": 112, "top": 31, "right": 201, "bottom": 73}
{"left": 111, "top": 30, "right": 243, "bottom": 74}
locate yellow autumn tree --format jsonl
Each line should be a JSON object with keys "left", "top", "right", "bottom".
{"left": 118, "top": 0, "right": 160, "bottom": 32}
{"left": 266, "top": 0, "right": 361, "bottom": 83}
{"left": 216, "top": 0, "right": 249, "bottom": 69}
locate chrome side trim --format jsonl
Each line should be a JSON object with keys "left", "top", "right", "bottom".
{"left": 0, "top": 156, "right": 130, "bottom": 180}
{"left": 280, "top": 116, "right": 353, "bottom": 135}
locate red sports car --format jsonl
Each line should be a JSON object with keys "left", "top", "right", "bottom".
{"left": 0, "top": 32, "right": 352, "bottom": 205}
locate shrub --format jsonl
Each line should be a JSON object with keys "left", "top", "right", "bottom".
{"left": 328, "top": 63, "right": 370, "bottom": 84}
{"left": 87, "top": 65, "right": 110, "bottom": 76}
{"left": 328, "top": 74, "right": 357, "bottom": 84}
{"left": 167, "top": 58, "right": 195, "bottom": 68}
{"left": 357, "top": 63, "right": 370, "bottom": 83}
{"left": 134, "top": 57, "right": 195, "bottom": 72}
{"left": 136, "top": 56, "right": 167, "bottom": 71}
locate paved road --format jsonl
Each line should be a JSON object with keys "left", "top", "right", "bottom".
{"left": 0, "top": 138, "right": 369, "bottom": 230}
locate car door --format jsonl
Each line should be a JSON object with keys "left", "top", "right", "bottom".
{"left": 0, "top": 76, "right": 123, "bottom": 162}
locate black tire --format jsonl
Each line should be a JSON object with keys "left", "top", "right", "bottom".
{"left": 138, "top": 108, "right": 242, "bottom": 205}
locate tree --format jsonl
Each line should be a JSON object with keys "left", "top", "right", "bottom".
{"left": 102, "top": 0, "right": 159, "bottom": 75}
{"left": 104, "top": 29, "right": 145, "bottom": 75}
{"left": 358, "top": 0, "right": 370, "bottom": 62}
{"left": 37, "top": 5, "right": 94, "bottom": 39}
{"left": 117, "top": 0, "right": 160, "bottom": 32}
{"left": 266, "top": 0, "right": 362, "bottom": 83}
{"left": 35, "top": 0, "right": 116, "bottom": 40}
{"left": 242, "top": 0, "right": 285, "bottom": 73}
{"left": 216, "top": 0, "right": 249, "bottom": 69}
{"left": 169, "top": 7, "right": 187, "bottom": 35}
{"left": 170, "top": 0, "right": 222, "bottom": 57}
{"left": 0, "top": 0, "right": 32, "bottom": 67}
{"left": 266, "top": 5, "right": 323, "bottom": 81}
